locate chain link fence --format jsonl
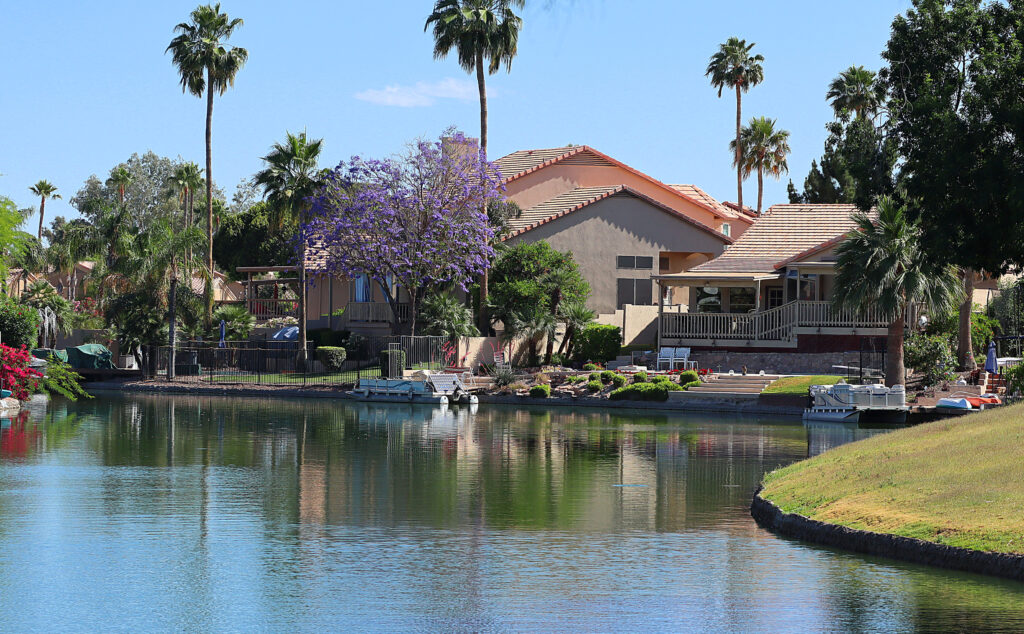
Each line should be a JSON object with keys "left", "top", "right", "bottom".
{"left": 144, "top": 335, "right": 448, "bottom": 387}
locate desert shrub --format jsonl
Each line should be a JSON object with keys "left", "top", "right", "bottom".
{"left": 550, "top": 353, "right": 566, "bottom": 366}
{"left": 632, "top": 371, "right": 648, "bottom": 383}
{"left": 507, "top": 382, "right": 528, "bottom": 392}
{"left": 904, "top": 333, "right": 956, "bottom": 386}
{"left": 529, "top": 384, "right": 551, "bottom": 398}
{"left": 37, "top": 358, "right": 91, "bottom": 401}
{"left": 0, "top": 295, "right": 41, "bottom": 349}
{"left": 589, "top": 372, "right": 601, "bottom": 382}
{"left": 678, "top": 370, "right": 699, "bottom": 384}
{"left": 582, "top": 363, "right": 598, "bottom": 371}
{"left": 316, "top": 346, "right": 347, "bottom": 371}
{"left": 609, "top": 382, "right": 681, "bottom": 401}
{"left": 611, "top": 373, "right": 626, "bottom": 388}
{"left": 535, "top": 372, "right": 551, "bottom": 385}
{"left": 651, "top": 375, "right": 671, "bottom": 384}
{"left": 600, "top": 370, "right": 615, "bottom": 384}
{"left": 586, "top": 380, "right": 602, "bottom": 392}
{"left": 573, "top": 324, "right": 621, "bottom": 363}
{"left": 379, "top": 349, "right": 407, "bottom": 378}
{"left": 493, "top": 367, "right": 517, "bottom": 388}
{"left": 212, "top": 304, "right": 255, "bottom": 340}
{"left": 682, "top": 380, "right": 702, "bottom": 390}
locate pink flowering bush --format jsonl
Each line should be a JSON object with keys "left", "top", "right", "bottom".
{"left": 0, "top": 345, "right": 42, "bottom": 401}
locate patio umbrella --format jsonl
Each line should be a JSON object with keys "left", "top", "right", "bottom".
{"left": 985, "top": 340, "right": 998, "bottom": 374}
{"left": 218, "top": 320, "right": 226, "bottom": 349}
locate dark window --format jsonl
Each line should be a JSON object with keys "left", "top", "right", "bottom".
{"left": 616, "top": 256, "right": 635, "bottom": 269}
{"left": 635, "top": 256, "right": 654, "bottom": 270}
{"left": 767, "top": 288, "right": 784, "bottom": 309}
{"left": 659, "top": 256, "right": 669, "bottom": 272}
{"left": 616, "top": 278, "right": 653, "bottom": 308}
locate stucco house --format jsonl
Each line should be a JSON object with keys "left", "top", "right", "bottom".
{"left": 495, "top": 145, "right": 753, "bottom": 320}
{"left": 654, "top": 203, "right": 899, "bottom": 352}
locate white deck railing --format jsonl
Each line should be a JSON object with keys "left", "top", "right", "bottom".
{"left": 661, "top": 300, "right": 896, "bottom": 341}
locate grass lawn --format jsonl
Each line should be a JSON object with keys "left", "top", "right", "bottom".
{"left": 762, "top": 375, "right": 842, "bottom": 395}
{"left": 761, "top": 402, "right": 1024, "bottom": 554}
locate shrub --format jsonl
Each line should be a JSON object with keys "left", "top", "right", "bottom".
{"left": 632, "top": 371, "right": 648, "bottom": 383}
{"left": 1005, "top": 364, "right": 1024, "bottom": 395}
{"left": 904, "top": 333, "right": 956, "bottom": 386}
{"left": 493, "top": 367, "right": 517, "bottom": 388}
{"left": 682, "top": 380, "right": 702, "bottom": 390}
{"left": 573, "top": 324, "right": 621, "bottom": 363}
{"left": 0, "top": 295, "right": 41, "bottom": 349}
{"left": 316, "top": 346, "right": 347, "bottom": 371}
{"left": 535, "top": 372, "right": 551, "bottom": 384}
{"left": 651, "top": 375, "right": 671, "bottom": 384}
{"left": 582, "top": 363, "right": 598, "bottom": 371}
{"left": 529, "top": 384, "right": 551, "bottom": 398}
{"left": 600, "top": 370, "right": 615, "bottom": 384}
{"left": 586, "top": 380, "right": 602, "bottom": 392}
{"left": 379, "top": 349, "right": 407, "bottom": 378}
{"left": 611, "top": 373, "right": 626, "bottom": 388}
{"left": 589, "top": 372, "right": 601, "bottom": 382}
{"left": 549, "top": 353, "right": 566, "bottom": 366}
{"left": 37, "top": 359, "right": 91, "bottom": 401}
{"left": 212, "top": 304, "right": 255, "bottom": 340}
{"left": 0, "top": 345, "right": 42, "bottom": 401}
{"left": 345, "top": 333, "right": 368, "bottom": 359}
{"left": 678, "top": 370, "right": 699, "bottom": 385}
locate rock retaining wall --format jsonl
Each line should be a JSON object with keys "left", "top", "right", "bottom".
{"left": 693, "top": 351, "right": 862, "bottom": 375}
{"left": 751, "top": 489, "right": 1024, "bottom": 582}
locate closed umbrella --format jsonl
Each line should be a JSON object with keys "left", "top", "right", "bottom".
{"left": 219, "top": 319, "right": 227, "bottom": 349}
{"left": 985, "top": 340, "right": 998, "bottom": 375}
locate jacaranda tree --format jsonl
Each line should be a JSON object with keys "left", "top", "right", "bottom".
{"left": 306, "top": 131, "right": 502, "bottom": 336}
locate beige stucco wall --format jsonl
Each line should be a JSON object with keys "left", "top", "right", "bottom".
{"left": 504, "top": 162, "right": 748, "bottom": 237}
{"left": 508, "top": 192, "right": 728, "bottom": 315}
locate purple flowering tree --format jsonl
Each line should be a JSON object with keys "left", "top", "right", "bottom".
{"left": 305, "top": 131, "right": 502, "bottom": 335}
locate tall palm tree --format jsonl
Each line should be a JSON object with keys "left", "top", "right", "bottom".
{"left": 167, "top": 3, "right": 248, "bottom": 323}
{"left": 425, "top": 0, "right": 524, "bottom": 158}
{"left": 827, "top": 65, "right": 883, "bottom": 120}
{"left": 253, "top": 131, "right": 323, "bottom": 371}
{"left": 832, "top": 196, "right": 962, "bottom": 386}
{"left": 730, "top": 117, "right": 791, "bottom": 214}
{"left": 706, "top": 38, "right": 764, "bottom": 211}
{"left": 170, "top": 162, "right": 204, "bottom": 260}
{"left": 106, "top": 167, "right": 132, "bottom": 205}
{"left": 28, "top": 180, "right": 60, "bottom": 241}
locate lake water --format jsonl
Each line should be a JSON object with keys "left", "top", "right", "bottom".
{"left": 0, "top": 394, "right": 1022, "bottom": 632}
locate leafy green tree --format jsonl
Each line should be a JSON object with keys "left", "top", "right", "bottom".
{"left": 706, "top": 37, "right": 764, "bottom": 210}
{"left": 213, "top": 201, "right": 295, "bottom": 280}
{"left": 19, "top": 280, "right": 73, "bottom": 347}
{"left": 253, "top": 131, "right": 323, "bottom": 370}
{"left": 883, "top": 0, "right": 1024, "bottom": 371}
{"left": 28, "top": 180, "right": 60, "bottom": 241}
{"left": 422, "top": 291, "right": 479, "bottom": 362}
{"left": 167, "top": 3, "right": 248, "bottom": 323}
{"left": 832, "top": 196, "right": 962, "bottom": 386}
{"left": 827, "top": 65, "right": 885, "bottom": 120}
{"left": 730, "top": 117, "right": 790, "bottom": 214}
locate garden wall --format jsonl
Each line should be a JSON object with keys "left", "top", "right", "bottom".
{"left": 691, "top": 350, "right": 863, "bottom": 375}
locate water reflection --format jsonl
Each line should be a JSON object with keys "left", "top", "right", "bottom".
{"left": 0, "top": 395, "right": 1019, "bottom": 632}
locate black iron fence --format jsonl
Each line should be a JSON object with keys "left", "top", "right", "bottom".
{"left": 145, "top": 335, "right": 448, "bottom": 387}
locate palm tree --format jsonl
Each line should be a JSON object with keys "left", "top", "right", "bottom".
{"left": 106, "top": 167, "right": 132, "bottom": 205}
{"left": 832, "top": 196, "right": 962, "bottom": 386}
{"left": 170, "top": 162, "right": 204, "bottom": 260}
{"left": 422, "top": 291, "right": 480, "bottom": 364}
{"left": 556, "top": 300, "right": 594, "bottom": 360}
{"left": 253, "top": 131, "right": 323, "bottom": 371}
{"left": 827, "top": 65, "right": 883, "bottom": 120}
{"left": 730, "top": 117, "right": 791, "bottom": 214}
{"left": 167, "top": 3, "right": 248, "bottom": 323}
{"left": 425, "top": 0, "right": 524, "bottom": 158}
{"left": 28, "top": 180, "right": 60, "bottom": 241}
{"left": 540, "top": 266, "right": 578, "bottom": 364}
{"left": 706, "top": 38, "right": 764, "bottom": 211}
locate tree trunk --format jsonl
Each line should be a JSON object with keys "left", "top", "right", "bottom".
{"left": 544, "top": 328, "right": 556, "bottom": 365}
{"left": 205, "top": 70, "right": 215, "bottom": 326}
{"left": 757, "top": 166, "right": 764, "bottom": 214}
{"left": 168, "top": 276, "right": 177, "bottom": 381}
{"left": 297, "top": 254, "right": 308, "bottom": 372}
{"left": 735, "top": 85, "right": 744, "bottom": 210}
{"left": 409, "top": 293, "right": 418, "bottom": 337}
{"left": 476, "top": 51, "right": 491, "bottom": 334}
{"left": 37, "top": 196, "right": 45, "bottom": 241}
{"left": 885, "top": 314, "right": 906, "bottom": 387}
{"left": 557, "top": 325, "right": 572, "bottom": 357}
{"left": 959, "top": 269, "right": 977, "bottom": 370}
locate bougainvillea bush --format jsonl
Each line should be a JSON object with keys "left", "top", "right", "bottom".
{"left": 0, "top": 345, "right": 42, "bottom": 401}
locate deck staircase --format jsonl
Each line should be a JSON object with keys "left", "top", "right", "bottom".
{"left": 672, "top": 374, "right": 779, "bottom": 399}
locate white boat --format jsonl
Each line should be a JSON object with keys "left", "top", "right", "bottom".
{"left": 803, "top": 383, "right": 908, "bottom": 424}
{"left": 353, "top": 372, "right": 478, "bottom": 405}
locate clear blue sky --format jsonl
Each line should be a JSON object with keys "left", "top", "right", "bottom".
{"left": 1, "top": 0, "right": 911, "bottom": 225}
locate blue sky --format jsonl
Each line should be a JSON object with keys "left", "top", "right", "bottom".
{"left": 1, "top": 0, "right": 911, "bottom": 226}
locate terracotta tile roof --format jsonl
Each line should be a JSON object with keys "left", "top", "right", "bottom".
{"left": 503, "top": 185, "right": 733, "bottom": 243}
{"left": 690, "top": 204, "right": 873, "bottom": 274}
{"left": 669, "top": 185, "right": 742, "bottom": 220}
{"left": 494, "top": 146, "right": 586, "bottom": 180}
{"left": 723, "top": 201, "right": 759, "bottom": 219}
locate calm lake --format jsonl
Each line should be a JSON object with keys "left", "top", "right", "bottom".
{"left": 0, "top": 394, "right": 1021, "bottom": 632}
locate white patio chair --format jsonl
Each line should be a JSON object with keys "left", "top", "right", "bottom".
{"left": 493, "top": 350, "right": 511, "bottom": 371}
{"left": 657, "top": 347, "right": 676, "bottom": 370}
{"left": 675, "top": 347, "right": 697, "bottom": 371}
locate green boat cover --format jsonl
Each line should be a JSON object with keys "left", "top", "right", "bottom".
{"left": 65, "top": 344, "right": 115, "bottom": 369}
{"left": 32, "top": 348, "right": 69, "bottom": 363}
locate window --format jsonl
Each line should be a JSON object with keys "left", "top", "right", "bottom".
{"left": 728, "top": 288, "right": 755, "bottom": 313}
{"left": 767, "top": 287, "right": 784, "bottom": 309}
{"left": 659, "top": 256, "right": 670, "bottom": 272}
{"left": 696, "top": 286, "right": 721, "bottom": 313}
{"left": 351, "top": 274, "right": 372, "bottom": 303}
{"left": 721, "top": 222, "right": 731, "bottom": 237}
{"left": 616, "top": 255, "right": 654, "bottom": 270}
{"left": 616, "top": 278, "right": 653, "bottom": 308}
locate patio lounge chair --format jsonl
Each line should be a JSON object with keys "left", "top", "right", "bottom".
{"left": 657, "top": 347, "right": 677, "bottom": 370}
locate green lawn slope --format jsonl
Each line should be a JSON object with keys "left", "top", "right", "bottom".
{"left": 762, "top": 375, "right": 841, "bottom": 395}
{"left": 761, "top": 402, "right": 1024, "bottom": 554}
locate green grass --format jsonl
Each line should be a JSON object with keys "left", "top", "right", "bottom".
{"left": 762, "top": 375, "right": 842, "bottom": 395}
{"left": 761, "top": 402, "right": 1024, "bottom": 554}
{"left": 207, "top": 371, "right": 357, "bottom": 385}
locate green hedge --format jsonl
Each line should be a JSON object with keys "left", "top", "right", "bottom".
{"left": 530, "top": 384, "right": 551, "bottom": 398}
{"left": 316, "top": 346, "right": 347, "bottom": 371}
{"left": 589, "top": 372, "right": 601, "bottom": 382}
{"left": 600, "top": 370, "right": 615, "bottom": 384}
{"left": 0, "top": 295, "right": 40, "bottom": 349}
{"left": 682, "top": 380, "right": 701, "bottom": 390}
{"left": 611, "top": 374, "right": 626, "bottom": 388}
{"left": 677, "top": 370, "right": 699, "bottom": 384}
{"left": 574, "top": 324, "right": 621, "bottom": 363}
{"left": 586, "top": 380, "right": 602, "bottom": 392}
{"left": 379, "top": 349, "right": 407, "bottom": 378}
{"left": 609, "top": 381, "right": 683, "bottom": 401}
{"left": 582, "top": 363, "right": 598, "bottom": 371}
{"left": 632, "top": 371, "right": 648, "bottom": 383}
